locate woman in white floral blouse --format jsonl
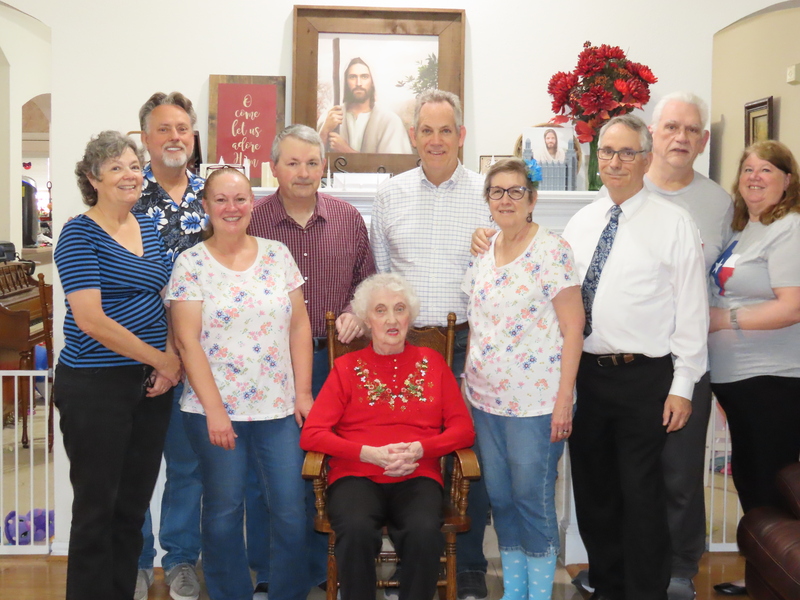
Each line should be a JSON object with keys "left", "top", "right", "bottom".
{"left": 462, "top": 158, "right": 584, "bottom": 600}
{"left": 167, "top": 167, "right": 313, "bottom": 600}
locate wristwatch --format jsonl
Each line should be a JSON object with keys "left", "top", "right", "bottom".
{"left": 730, "top": 307, "right": 740, "bottom": 330}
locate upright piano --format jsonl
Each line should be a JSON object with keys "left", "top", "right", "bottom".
{"left": 0, "top": 262, "right": 52, "bottom": 448}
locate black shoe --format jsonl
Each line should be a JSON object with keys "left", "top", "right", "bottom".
{"left": 457, "top": 571, "right": 487, "bottom": 600}
{"left": 572, "top": 569, "right": 595, "bottom": 593}
{"left": 713, "top": 582, "right": 747, "bottom": 596}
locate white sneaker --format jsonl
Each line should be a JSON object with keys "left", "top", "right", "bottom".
{"left": 253, "top": 582, "right": 269, "bottom": 600}
{"left": 165, "top": 563, "right": 201, "bottom": 600}
{"left": 134, "top": 568, "right": 154, "bottom": 600}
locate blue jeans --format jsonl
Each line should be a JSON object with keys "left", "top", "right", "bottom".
{"left": 244, "top": 346, "right": 330, "bottom": 586}
{"left": 245, "top": 474, "right": 328, "bottom": 587}
{"left": 451, "top": 329, "right": 490, "bottom": 573}
{"left": 139, "top": 383, "right": 202, "bottom": 571}
{"left": 184, "top": 412, "right": 309, "bottom": 600}
{"left": 473, "top": 409, "right": 564, "bottom": 557}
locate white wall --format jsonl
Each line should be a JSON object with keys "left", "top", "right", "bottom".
{"left": 0, "top": 3, "right": 50, "bottom": 246}
{"left": 712, "top": 3, "right": 800, "bottom": 188}
{"left": 5, "top": 0, "right": 786, "bottom": 551}
{"left": 12, "top": 0, "right": 782, "bottom": 232}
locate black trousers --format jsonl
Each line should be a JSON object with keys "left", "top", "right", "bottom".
{"left": 327, "top": 476, "right": 444, "bottom": 600}
{"left": 55, "top": 364, "right": 172, "bottom": 600}
{"left": 569, "top": 353, "right": 673, "bottom": 600}
{"left": 662, "top": 371, "right": 712, "bottom": 579}
{"left": 712, "top": 375, "right": 800, "bottom": 513}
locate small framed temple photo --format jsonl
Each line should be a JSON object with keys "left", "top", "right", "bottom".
{"left": 744, "top": 96, "right": 774, "bottom": 146}
{"left": 292, "top": 5, "right": 465, "bottom": 174}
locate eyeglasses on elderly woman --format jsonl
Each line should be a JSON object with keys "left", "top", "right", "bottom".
{"left": 486, "top": 186, "right": 529, "bottom": 201}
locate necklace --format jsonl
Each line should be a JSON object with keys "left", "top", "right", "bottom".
{"left": 354, "top": 357, "right": 430, "bottom": 410}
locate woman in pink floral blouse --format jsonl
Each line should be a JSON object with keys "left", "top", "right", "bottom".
{"left": 462, "top": 158, "right": 584, "bottom": 600}
{"left": 167, "top": 168, "right": 313, "bottom": 600}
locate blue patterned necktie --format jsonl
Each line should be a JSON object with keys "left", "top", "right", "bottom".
{"left": 581, "top": 204, "right": 622, "bottom": 337}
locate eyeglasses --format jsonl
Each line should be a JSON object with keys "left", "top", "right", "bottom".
{"left": 597, "top": 148, "right": 648, "bottom": 162}
{"left": 206, "top": 164, "right": 247, "bottom": 174}
{"left": 487, "top": 186, "right": 529, "bottom": 201}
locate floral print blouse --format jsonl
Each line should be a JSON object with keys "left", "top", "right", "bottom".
{"left": 167, "top": 237, "right": 304, "bottom": 420}
{"left": 461, "top": 227, "right": 578, "bottom": 417}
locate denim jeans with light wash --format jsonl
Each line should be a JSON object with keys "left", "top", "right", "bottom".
{"left": 138, "top": 383, "right": 203, "bottom": 571}
{"left": 472, "top": 409, "right": 564, "bottom": 556}
{"left": 245, "top": 346, "right": 331, "bottom": 587}
{"left": 184, "top": 412, "right": 309, "bottom": 600}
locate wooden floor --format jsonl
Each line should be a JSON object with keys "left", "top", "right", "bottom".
{"left": 0, "top": 552, "right": 745, "bottom": 600}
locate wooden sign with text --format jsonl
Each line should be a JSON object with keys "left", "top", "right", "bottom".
{"left": 208, "top": 75, "right": 286, "bottom": 187}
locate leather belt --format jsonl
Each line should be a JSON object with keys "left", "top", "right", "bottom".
{"left": 592, "top": 353, "right": 641, "bottom": 367}
{"left": 313, "top": 337, "right": 328, "bottom": 352}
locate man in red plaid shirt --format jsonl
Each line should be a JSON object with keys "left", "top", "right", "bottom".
{"left": 247, "top": 124, "right": 376, "bottom": 596}
{"left": 249, "top": 124, "right": 376, "bottom": 395}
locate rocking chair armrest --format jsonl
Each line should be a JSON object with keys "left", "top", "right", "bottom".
{"left": 302, "top": 450, "right": 327, "bottom": 479}
{"left": 452, "top": 448, "right": 481, "bottom": 480}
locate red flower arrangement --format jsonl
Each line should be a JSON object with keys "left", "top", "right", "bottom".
{"left": 548, "top": 42, "right": 657, "bottom": 143}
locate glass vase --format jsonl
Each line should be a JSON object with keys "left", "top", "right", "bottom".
{"left": 588, "top": 137, "right": 602, "bottom": 191}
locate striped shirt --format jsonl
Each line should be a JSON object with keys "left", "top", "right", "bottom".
{"left": 371, "top": 163, "right": 491, "bottom": 326}
{"left": 248, "top": 191, "right": 376, "bottom": 337}
{"left": 54, "top": 213, "right": 171, "bottom": 368}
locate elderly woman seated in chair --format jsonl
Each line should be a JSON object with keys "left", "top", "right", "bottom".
{"left": 300, "top": 273, "right": 475, "bottom": 600}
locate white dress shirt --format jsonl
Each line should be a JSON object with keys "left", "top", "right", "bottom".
{"left": 562, "top": 187, "right": 709, "bottom": 400}
{"left": 371, "top": 162, "right": 491, "bottom": 327}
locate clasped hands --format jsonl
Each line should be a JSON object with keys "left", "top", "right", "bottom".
{"left": 146, "top": 352, "right": 182, "bottom": 398}
{"left": 360, "top": 441, "right": 423, "bottom": 477}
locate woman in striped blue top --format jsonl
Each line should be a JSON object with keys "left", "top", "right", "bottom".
{"left": 54, "top": 131, "right": 182, "bottom": 600}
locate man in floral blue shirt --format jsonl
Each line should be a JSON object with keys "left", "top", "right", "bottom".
{"left": 132, "top": 91, "right": 207, "bottom": 600}
{"left": 134, "top": 92, "right": 207, "bottom": 263}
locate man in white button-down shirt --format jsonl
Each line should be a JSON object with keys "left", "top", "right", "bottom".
{"left": 562, "top": 114, "right": 708, "bottom": 600}
{"left": 573, "top": 93, "right": 734, "bottom": 600}
{"left": 370, "top": 89, "right": 491, "bottom": 600}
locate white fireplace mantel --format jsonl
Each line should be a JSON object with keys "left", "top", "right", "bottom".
{"left": 254, "top": 188, "right": 595, "bottom": 233}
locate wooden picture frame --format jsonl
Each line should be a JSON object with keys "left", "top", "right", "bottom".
{"left": 744, "top": 96, "right": 774, "bottom": 146}
{"left": 293, "top": 5, "right": 465, "bottom": 174}
{"left": 479, "top": 155, "right": 513, "bottom": 175}
{"left": 208, "top": 74, "right": 286, "bottom": 187}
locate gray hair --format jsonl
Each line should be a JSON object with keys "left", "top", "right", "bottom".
{"left": 75, "top": 131, "right": 144, "bottom": 206}
{"left": 351, "top": 273, "right": 420, "bottom": 324}
{"left": 413, "top": 89, "right": 463, "bottom": 131}
{"left": 139, "top": 91, "right": 197, "bottom": 131}
{"left": 598, "top": 113, "right": 653, "bottom": 153}
{"left": 651, "top": 92, "right": 709, "bottom": 130}
{"left": 271, "top": 124, "right": 326, "bottom": 164}
{"left": 484, "top": 157, "right": 537, "bottom": 202}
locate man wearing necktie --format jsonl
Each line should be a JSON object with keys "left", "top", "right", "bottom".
{"left": 562, "top": 114, "right": 708, "bottom": 600}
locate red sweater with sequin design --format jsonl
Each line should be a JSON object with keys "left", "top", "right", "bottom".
{"left": 300, "top": 344, "right": 475, "bottom": 485}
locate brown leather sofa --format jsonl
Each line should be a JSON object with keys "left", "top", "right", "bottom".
{"left": 737, "top": 462, "right": 800, "bottom": 600}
